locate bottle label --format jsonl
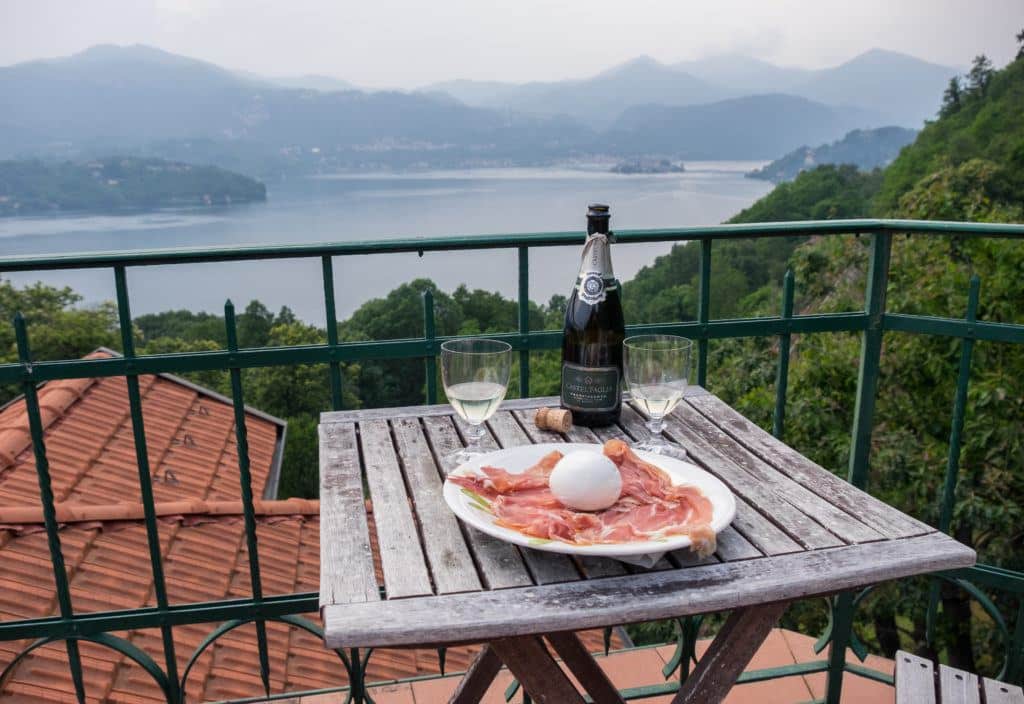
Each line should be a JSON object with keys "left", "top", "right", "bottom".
{"left": 561, "top": 362, "right": 620, "bottom": 412}
{"left": 575, "top": 275, "right": 618, "bottom": 305}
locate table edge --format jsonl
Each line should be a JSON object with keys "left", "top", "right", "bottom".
{"left": 321, "top": 532, "right": 975, "bottom": 649}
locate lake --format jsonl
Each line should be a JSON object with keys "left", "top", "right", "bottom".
{"left": 0, "top": 162, "right": 771, "bottom": 323}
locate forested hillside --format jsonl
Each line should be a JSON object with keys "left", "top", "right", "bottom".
{"left": 747, "top": 126, "right": 917, "bottom": 183}
{"left": 0, "top": 157, "right": 266, "bottom": 215}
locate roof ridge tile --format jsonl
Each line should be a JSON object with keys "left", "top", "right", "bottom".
{"left": 0, "top": 498, "right": 319, "bottom": 527}
{"left": 0, "top": 350, "right": 113, "bottom": 469}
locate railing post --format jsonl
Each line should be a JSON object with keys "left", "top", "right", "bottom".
{"left": 697, "top": 238, "right": 712, "bottom": 387}
{"left": 926, "top": 274, "right": 980, "bottom": 646}
{"left": 829, "top": 230, "right": 891, "bottom": 704}
{"left": 113, "top": 266, "right": 181, "bottom": 703}
{"left": 847, "top": 231, "right": 892, "bottom": 490}
{"left": 518, "top": 246, "right": 530, "bottom": 398}
{"left": 1008, "top": 600, "right": 1024, "bottom": 684}
{"left": 322, "top": 256, "right": 344, "bottom": 411}
{"left": 224, "top": 300, "right": 272, "bottom": 697}
{"left": 825, "top": 592, "right": 856, "bottom": 704}
{"left": 423, "top": 290, "right": 437, "bottom": 405}
{"left": 772, "top": 270, "right": 795, "bottom": 439}
{"left": 12, "top": 314, "right": 88, "bottom": 704}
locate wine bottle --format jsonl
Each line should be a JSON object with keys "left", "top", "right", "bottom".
{"left": 560, "top": 203, "right": 625, "bottom": 427}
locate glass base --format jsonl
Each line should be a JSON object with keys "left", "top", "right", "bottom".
{"left": 443, "top": 445, "right": 487, "bottom": 473}
{"left": 633, "top": 439, "right": 688, "bottom": 461}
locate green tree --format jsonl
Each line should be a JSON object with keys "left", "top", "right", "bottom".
{"left": 940, "top": 76, "right": 963, "bottom": 117}
{"left": 966, "top": 55, "right": 995, "bottom": 97}
{"left": 0, "top": 279, "right": 120, "bottom": 400}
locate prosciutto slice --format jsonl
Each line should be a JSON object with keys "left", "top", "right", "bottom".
{"left": 450, "top": 439, "right": 716, "bottom": 555}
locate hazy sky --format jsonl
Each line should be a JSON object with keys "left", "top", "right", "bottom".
{"left": 2, "top": 0, "right": 1021, "bottom": 88}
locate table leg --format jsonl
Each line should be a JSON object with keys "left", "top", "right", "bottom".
{"left": 670, "top": 602, "right": 788, "bottom": 704}
{"left": 491, "top": 636, "right": 586, "bottom": 704}
{"left": 546, "top": 632, "right": 626, "bottom": 704}
{"left": 450, "top": 645, "right": 503, "bottom": 704}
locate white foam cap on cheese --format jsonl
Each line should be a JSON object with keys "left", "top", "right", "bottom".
{"left": 548, "top": 450, "right": 622, "bottom": 511}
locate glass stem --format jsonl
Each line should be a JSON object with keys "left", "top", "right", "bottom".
{"left": 646, "top": 417, "right": 666, "bottom": 444}
{"left": 466, "top": 423, "right": 487, "bottom": 450}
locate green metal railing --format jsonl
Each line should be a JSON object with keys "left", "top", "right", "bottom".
{"left": 0, "top": 218, "right": 1023, "bottom": 704}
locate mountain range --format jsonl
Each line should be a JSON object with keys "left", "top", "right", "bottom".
{"left": 426, "top": 49, "right": 957, "bottom": 129}
{"left": 0, "top": 44, "right": 960, "bottom": 175}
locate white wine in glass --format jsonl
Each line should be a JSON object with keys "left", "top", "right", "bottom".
{"left": 623, "top": 335, "right": 692, "bottom": 459}
{"left": 441, "top": 339, "right": 512, "bottom": 469}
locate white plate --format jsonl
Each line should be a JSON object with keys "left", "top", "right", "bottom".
{"left": 443, "top": 442, "right": 736, "bottom": 567}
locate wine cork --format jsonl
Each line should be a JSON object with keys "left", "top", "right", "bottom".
{"left": 535, "top": 407, "right": 572, "bottom": 433}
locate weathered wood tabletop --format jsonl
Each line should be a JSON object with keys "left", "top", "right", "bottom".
{"left": 319, "top": 388, "right": 975, "bottom": 703}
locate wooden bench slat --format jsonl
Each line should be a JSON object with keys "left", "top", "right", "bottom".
{"left": 391, "top": 417, "right": 482, "bottom": 595}
{"left": 939, "top": 663, "right": 981, "bottom": 704}
{"left": 420, "top": 415, "right": 534, "bottom": 590}
{"left": 359, "top": 419, "right": 434, "bottom": 599}
{"left": 672, "top": 402, "right": 883, "bottom": 545}
{"left": 318, "top": 422, "right": 380, "bottom": 607}
{"left": 982, "top": 677, "right": 1024, "bottom": 704}
{"left": 896, "top": 651, "right": 937, "bottom": 704}
{"left": 323, "top": 532, "right": 975, "bottom": 649}
{"left": 687, "top": 394, "right": 932, "bottom": 539}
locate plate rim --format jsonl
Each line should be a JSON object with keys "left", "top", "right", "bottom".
{"left": 442, "top": 442, "right": 736, "bottom": 558}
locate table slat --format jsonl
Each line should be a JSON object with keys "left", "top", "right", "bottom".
{"left": 359, "top": 419, "right": 433, "bottom": 599}
{"left": 617, "top": 406, "right": 797, "bottom": 556}
{"left": 391, "top": 417, "right": 483, "bottom": 595}
{"left": 474, "top": 411, "right": 582, "bottom": 585}
{"left": 576, "top": 555, "right": 629, "bottom": 578}
{"left": 420, "top": 415, "right": 534, "bottom": 590}
{"left": 318, "top": 422, "right": 380, "bottom": 607}
{"left": 511, "top": 408, "right": 564, "bottom": 443}
{"left": 713, "top": 526, "right": 763, "bottom": 562}
{"left": 687, "top": 394, "right": 932, "bottom": 539}
{"left": 730, "top": 498, "right": 803, "bottom": 555}
{"left": 653, "top": 409, "right": 844, "bottom": 550}
{"left": 564, "top": 424, "right": 602, "bottom": 444}
{"left": 673, "top": 403, "right": 883, "bottom": 544}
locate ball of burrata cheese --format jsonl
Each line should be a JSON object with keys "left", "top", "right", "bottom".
{"left": 548, "top": 450, "right": 623, "bottom": 511}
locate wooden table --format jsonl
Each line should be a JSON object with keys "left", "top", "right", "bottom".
{"left": 318, "top": 388, "right": 975, "bottom": 704}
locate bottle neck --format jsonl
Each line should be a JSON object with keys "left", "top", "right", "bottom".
{"left": 578, "top": 233, "right": 614, "bottom": 279}
{"left": 575, "top": 233, "right": 616, "bottom": 305}
{"left": 587, "top": 215, "right": 610, "bottom": 236}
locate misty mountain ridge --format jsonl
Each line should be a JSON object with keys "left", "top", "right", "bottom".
{"left": 607, "top": 93, "right": 879, "bottom": 160}
{"left": 0, "top": 44, "right": 959, "bottom": 175}
{"left": 427, "top": 48, "right": 957, "bottom": 128}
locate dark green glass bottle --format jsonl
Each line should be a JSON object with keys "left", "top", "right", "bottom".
{"left": 560, "top": 203, "right": 625, "bottom": 427}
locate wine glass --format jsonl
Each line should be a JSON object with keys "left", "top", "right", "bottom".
{"left": 623, "top": 335, "right": 692, "bottom": 459}
{"left": 441, "top": 338, "right": 512, "bottom": 469}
